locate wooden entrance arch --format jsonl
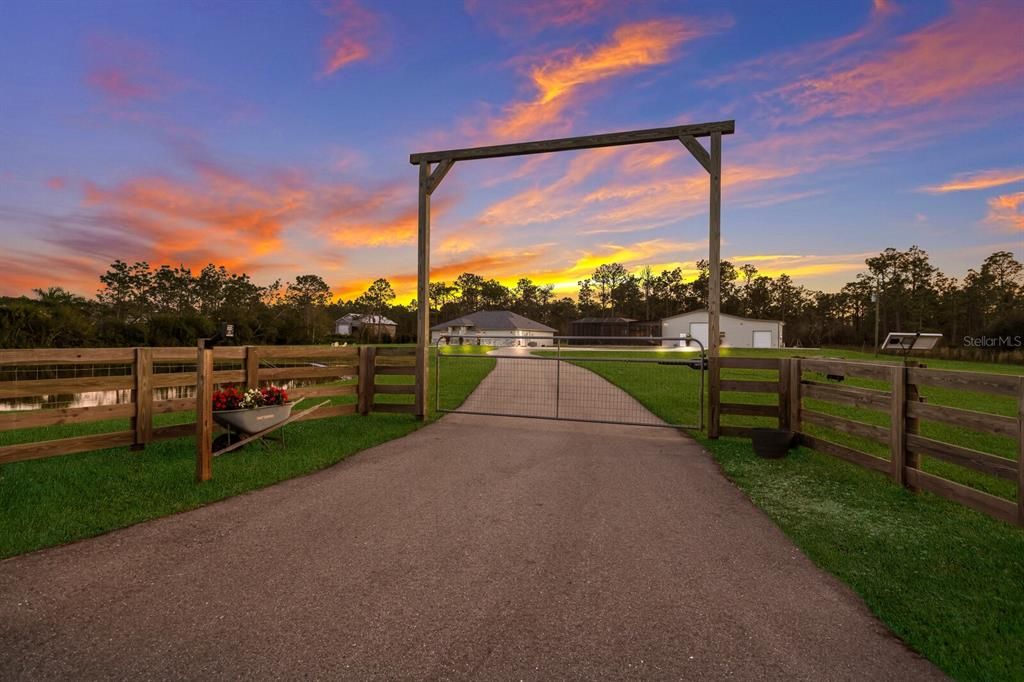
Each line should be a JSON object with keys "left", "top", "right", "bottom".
{"left": 409, "top": 120, "right": 735, "bottom": 437}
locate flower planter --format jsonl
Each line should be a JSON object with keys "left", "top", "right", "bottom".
{"left": 213, "top": 402, "right": 295, "bottom": 435}
{"left": 751, "top": 428, "right": 794, "bottom": 459}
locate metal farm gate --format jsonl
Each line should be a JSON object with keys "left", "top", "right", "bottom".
{"left": 435, "top": 336, "right": 705, "bottom": 430}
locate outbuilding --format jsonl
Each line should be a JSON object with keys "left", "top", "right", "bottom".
{"left": 568, "top": 317, "right": 661, "bottom": 345}
{"left": 661, "top": 309, "right": 784, "bottom": 349}
{"left": 430, "top": 310, "right": 556, "bottom": 347}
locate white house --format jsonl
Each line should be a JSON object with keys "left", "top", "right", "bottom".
{"left": 662, "top": 309, "right": 784, "bottom": 349}
{"left": 430, "top": 310, "right": 556, "bottom": 347}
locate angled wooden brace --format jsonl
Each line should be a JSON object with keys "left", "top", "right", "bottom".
{"left": 678, "top": 135, "right": 711, "bottom": 174}
{"left": 426, "top": 159, "right": 455, "bottom": 195}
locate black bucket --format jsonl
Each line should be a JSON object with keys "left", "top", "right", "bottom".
{"left": 751, "top": 428, "right": 794, "bottom": 459}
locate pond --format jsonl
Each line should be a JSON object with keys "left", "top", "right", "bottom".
{"left": 0, "top": 380, "right": 326, "bottom": 412}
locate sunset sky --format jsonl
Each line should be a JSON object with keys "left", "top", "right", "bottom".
{"left": 1, "top": 0, "right": 1021, "bottom": 302}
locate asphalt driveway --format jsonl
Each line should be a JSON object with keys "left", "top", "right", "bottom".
{"left": 0, "top": 410, "right": 941, "bottom": 680}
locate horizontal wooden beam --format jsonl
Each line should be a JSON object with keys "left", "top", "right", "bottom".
{"left": 718, "top": 357, "right": 781, "bottom": 370}
{"left": 905, "top": 468, "right": 1018, "bottom": 524}
{"left": 797, "top": 433, "right": 890, "bottom": 473}
{"left": 0, "top": 430, "right": 135, "bottom": 464}
{"left": 0, "top": 403, "right": 134, "bottom": 430}
{"left": 907, "top": 367, "right": 1020, "bottom": 397}
{"left": 907, "top": 401, "right": 1018, "bottom": 438}
{"left": 410, "top": 120, "right": 735, "bottom": 164}
{"left": 801, "top": 381, "right": 891, "bottom": 411}
{"left": 720, "top": 379, "right": 779, "bottom": 393}
{"left": 906, "top": 433, "right": 1017, "bottom": 480}
{"left": 802, "top": 408, "right": 889, "bottom": 444}
{"left": 801, "top": 358, "right": 894, "bottom": 382}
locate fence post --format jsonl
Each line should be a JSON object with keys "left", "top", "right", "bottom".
{"left": 195, "top": 341, "right": 213, "bottom": 482}
{"left": 1017, "top": 376, "right": 1023, "bottom": 526}
{"left": 358, "top": 346, "right": 377, "bottom": 416}
{"left": 788, "top": 358, "right": 802, "bottom": 438}
{"left": 890, "top": 364, "right": 907, "bottom": 486}
{"left": 245, "top": 345, "right": 259, "bottom": 391}
{"left": 708, "top": 356, "right": 720, "bottom": 438}
{"left": 909, "top": 360, "right": 925, "bottom": 489}
{"left": 778, "top": 358, "right": 791, "bottom": 431}
{"left": 132, "top": 347, "right": 153, "bottom": 450}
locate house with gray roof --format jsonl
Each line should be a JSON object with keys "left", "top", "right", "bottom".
{"left": 430, "top": 310, "right": 556, "bottom": 347}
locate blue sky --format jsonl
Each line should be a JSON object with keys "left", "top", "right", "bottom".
{"left": 1, "top": 0, "right": 1021, "bottom": 301}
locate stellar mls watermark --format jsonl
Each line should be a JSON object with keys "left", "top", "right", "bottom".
{"left": 962, "top": 335, "right": 1023, "bottom": 348}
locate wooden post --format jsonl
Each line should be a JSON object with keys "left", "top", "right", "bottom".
{"left": 132, "top": 347, "right": 153, "bottom": 450}
{"left": 707, "top": 131, "right": 722, "bottom": 438}
{"left": 904, "top": 361, "right": 922, "bottom": 490}
{"left": 195, "top": 341, "right": 213, "bottom": 483}
{"left": 1017, "top": 376, "right": 1023, "bottom": 525}
{"left": 415, "top": 161, "right": 431, "bottom": 420}
{"left": 358, "top": 346, "right": 377, "bottom": 415}
{"left": 778, "top": 358, "right": 791, "bottom": 431}
{"left": 244, "top": 346, "right": 259, "bottom": 391}
{"left": 789, "top": 358, "right": 802, "bottom": 436}
{"left": 890, "top": 364, "right": 907, "bottom": 486}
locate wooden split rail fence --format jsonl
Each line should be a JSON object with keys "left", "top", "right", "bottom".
{"left": 0, "top": 345, "right": 419, "bottom": 469}
{"left": 714, "top": 356, "right": 1024, "bottom": 526}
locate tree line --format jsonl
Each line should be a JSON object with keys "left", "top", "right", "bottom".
{"left": 1, "top": 248, "right": 1021, "bottom": 354}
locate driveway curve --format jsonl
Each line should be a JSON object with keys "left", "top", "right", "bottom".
{"left": 455, "top": 346, "right": 665, "bottom": 425}
{"left": 0, "top": 414, "right": 941, "bottom": 679}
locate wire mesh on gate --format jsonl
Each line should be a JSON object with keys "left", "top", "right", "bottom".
{"left": 435, "top": 335, "right": 704, "bottom": 429}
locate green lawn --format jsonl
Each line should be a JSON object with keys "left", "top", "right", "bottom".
{"left": 0, "top": 346, "right": 495, "bottom": 559}
{"left": 703, "top": 437, "right": 1024, "bottom": 681}
{"left": 546, "top": 346, "right": 1024, "bottom": 681}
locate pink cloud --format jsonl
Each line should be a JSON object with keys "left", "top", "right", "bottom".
{"left": 83, "top": 34, "right": 183, "bottom": 104}
{"left": 319, "top": 0, "right": 384, "bottom": 77}
{"left": 771, "top": 1, "right": 1024, "bottom": 122}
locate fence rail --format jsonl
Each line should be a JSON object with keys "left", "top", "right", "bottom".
{"left": 715, "top": 356, "right": 1024, "bottom": 527}
{"left": 0, "top": 345, "right": 418, "bottom": 466}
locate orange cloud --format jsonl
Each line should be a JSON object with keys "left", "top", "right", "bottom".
{"left": 726, "top": 253, "right": 874, "bottom": 280}
{"left": 921, "top": 168, "right": 1024, "bottom": 194}
{"left": 985, "top": 192, "right": 1024, "bottom": 232}
{"left": 774, "top": 1, "right": 1024, "bottom": 122}
{"left": 0, "top": 251, "right": 103, "bottom": 297}
{"left": 77, "top": 161, "right": 309, "bottom": 272}
{"left": 489, "top": 18, "right": 717, "bottom": 139}
{"left": 320, "top": 0, "right": 382, "bottom": 77}
{"left": 46, "top": 177, "right": 67, "bottom": 191}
